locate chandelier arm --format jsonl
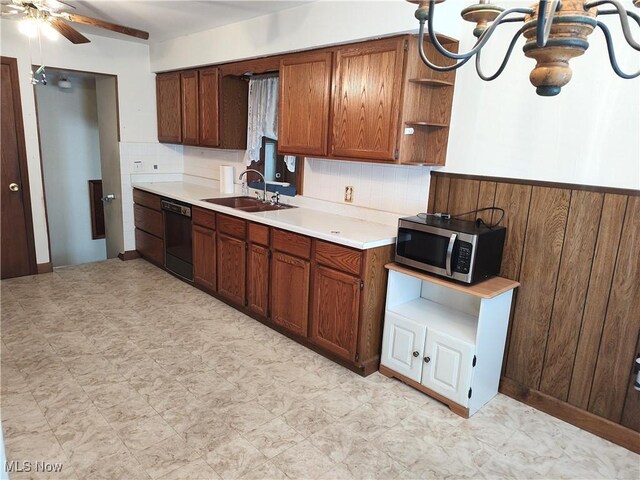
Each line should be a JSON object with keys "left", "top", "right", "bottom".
{"left": 475, "top": 26, "right": 527, "bottom": 81}
{"left": 426, "top": 0, "right": 532, "bottom": 60}
{"left": 501, "top": 17, "right": 528, "bottom": 24}
{"left": 596, "top": 20, "right": 640, "bottom": 79}
{"left": 536, "top": 0, "right": 563, "bottom": 47}
{"left": 417, "top": 20, "right": 474, "bottom": 71}
{"left": 585, "top": 0, "right": 640, "bottom": 50}
{"left": 597, "top": 9, "right": 640, "bottom": 28}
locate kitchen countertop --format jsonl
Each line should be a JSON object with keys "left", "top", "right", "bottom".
{"left": 132, "top": 181, "right": 398, "bottom": 250}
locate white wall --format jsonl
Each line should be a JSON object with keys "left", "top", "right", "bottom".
{"left": 36, "top": 77, "right": 106, "bottom": 267}
{"left": 150, "top": 1, "right": 461, "bottom": 71}
{"left": 0, "top": 19, "right": 157, "bottom": 264}
{"left": 444, "top": 2, "right": 640, "bottom": 189}
{"left": 153, "top": 0, "right": 639, "bottom": 196}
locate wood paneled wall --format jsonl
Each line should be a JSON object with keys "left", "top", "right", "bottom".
{"left": 428, "top": 172, "right": 640, "bottom": 452}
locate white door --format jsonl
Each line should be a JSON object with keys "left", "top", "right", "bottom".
{"left": 381, "top": 312, "right": 427, "bottom": 382}
{"left": 421, "top": 329, "right": 474, "bottom": 407}
{"left": 96, "top": 76, "right": 124, "bottom": 259}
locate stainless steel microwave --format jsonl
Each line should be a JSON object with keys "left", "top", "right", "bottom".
{"left": 395, "top": 215, "right": 506, "bottom": 284}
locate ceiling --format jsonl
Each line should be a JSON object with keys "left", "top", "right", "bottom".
{"left": 62, "top": 1, "right": 314, "bottom": 43}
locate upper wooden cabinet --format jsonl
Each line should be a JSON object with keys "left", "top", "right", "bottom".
{"left": 198, "top": 67, "right": 220, "bottom": 147}
{"left": 278, "top": 51, "right": 332, "bottom": 156}
{"left": 156, "top": 72, "right": 182, "bottom": 143}
{"left": 278, "top": 35, "right": 458, "bottom": 165}
{"left": 156, "top": 68, "right": 247, "bottom": 149}
{"left": 181, "top": 70, "right": 199, "bottom": 146}
{"left": 330, "top": 38, "right": 406, "bottom": 162}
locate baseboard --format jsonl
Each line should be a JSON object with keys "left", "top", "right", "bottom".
{"left": 500, "top": 377, "right": 640, "bottom": 454}
{"left": 36, "top": 262, "right": 52, "bottom": 274}
{"left": 379, "top": 364, "right": 469, "bottom": 418}
{"left": 118, "top": 250, "right": 140, "bottom": 261}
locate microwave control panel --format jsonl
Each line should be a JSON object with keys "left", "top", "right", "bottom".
{"left": 455, "top": 241, "right": 472, "bottom": 274}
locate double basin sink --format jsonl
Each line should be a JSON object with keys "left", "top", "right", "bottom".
{"left": 202, "top": 196, "right": 297, "bottom": 213}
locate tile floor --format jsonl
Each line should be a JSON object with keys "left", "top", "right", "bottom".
{"left": 1, "top": 259, "right": 638, "bottom": 480}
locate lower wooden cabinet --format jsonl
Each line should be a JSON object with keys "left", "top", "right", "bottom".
{"left": 141, "top": 196, "right": 394, "bottom": 376}
{"left": 134, "top": 189, "right": 164, "bottom": 266}
{"left": 217, "top": 233, "right": 246, "bottom": 305}
{"left": 310, "top": 265, "right": 361, "bottom": 361}
{"left": 135, "top": 228, "right": 163, "bottom": 266}
{"left": 193, "top": 225, "right": 216, "bottom": 292}
{"left": 247, "top": 243, "right": 270, "bottom": 318}
{"left": 271, "top": 251, "right": 310, "bottom": 337}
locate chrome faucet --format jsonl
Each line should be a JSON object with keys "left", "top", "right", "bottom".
{"left": 238, "top": 169, "right": 267, "bottom": 202}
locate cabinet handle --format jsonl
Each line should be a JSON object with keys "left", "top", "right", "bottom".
{"left": 424, "top": 356, "right": 431, "bottom": 363}
{"left": 412, "top": 351, "right": 419, "bottom": 357}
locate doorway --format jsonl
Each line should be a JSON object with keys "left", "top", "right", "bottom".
{"left": 1, "top": 56, "right": 37, "bottom": 279}
{"left": 35, "top": 68, "right": 122, "bottom": 267}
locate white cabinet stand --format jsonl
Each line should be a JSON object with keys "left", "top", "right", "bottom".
{"left": 380, "top": 263, "right": 519, "bottom": 417}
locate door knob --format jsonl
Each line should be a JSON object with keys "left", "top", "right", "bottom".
{"left": 101, "top": 193, "right": 116, "bottom": 202}
{"left": 424, "top": 356, "right": 431, "bottom": 363}
{"left": 9, "top": 183, "right": 19, "bottom": 192}
{"left": 412, "top": 351, "right": 419, "bottom": 357}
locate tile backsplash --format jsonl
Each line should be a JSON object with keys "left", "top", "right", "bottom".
{"left": 119, "top": 143, "right": 431, "bottom": 248}
{"left": 183, "top": 147, "right": 246, "bottom": 180}
{"left": 120, "top": 142, "right": 184, "bottom": 174}
{"left": 304, "top": 158, "right": 431, "bottom": 215}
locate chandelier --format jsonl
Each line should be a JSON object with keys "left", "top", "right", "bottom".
{"left": 411, "top": 0, "right": 640, "bottom": 95}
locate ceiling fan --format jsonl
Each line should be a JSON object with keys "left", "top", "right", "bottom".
{"left": 0, "top": 0, "right": 149, "bottom": 43}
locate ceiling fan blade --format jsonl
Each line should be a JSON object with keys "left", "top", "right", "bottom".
{"left": 64, "top": 13, "right": 149, "bottom": 40}
{"left": 41, "top": 0, "right": 75, "bottom": 11}
{"left": 49, "top": 18, "right": 90, "bottom": 44}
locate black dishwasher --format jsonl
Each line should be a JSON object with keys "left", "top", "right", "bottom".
{"left": 161, "top": 199, "right": 193, "bottom": 281}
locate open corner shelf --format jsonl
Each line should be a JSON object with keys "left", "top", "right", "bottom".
{"left": 408, "top": 78, "right": 455, "bottom": 87}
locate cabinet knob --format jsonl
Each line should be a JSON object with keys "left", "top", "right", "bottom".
{"left": 424, "top": 356, "right": 431, "bottom": 363}
{"left": 412, "top": 351, "right": 419, "bottom": 358}
{"left": 9, "top": 183, "right": 19, "bottom": 192}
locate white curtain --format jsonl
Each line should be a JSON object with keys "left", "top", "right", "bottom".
{"left": 246, "top": 77, "right": 278, "bottom": 165}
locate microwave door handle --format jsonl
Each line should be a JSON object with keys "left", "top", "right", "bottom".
{"left": 446, "top": 233, "right": 457, "bottom": 277}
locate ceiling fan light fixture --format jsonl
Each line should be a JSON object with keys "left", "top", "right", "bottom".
{"left": 41, "top": 20, "right": 59, "bottom": 41}
{"left": 18, "top": 17, "right": 38, "bottom": 38}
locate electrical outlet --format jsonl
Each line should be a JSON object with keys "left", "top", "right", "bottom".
{"left": 344, "top": 186, "right": 354, "bottom": 203}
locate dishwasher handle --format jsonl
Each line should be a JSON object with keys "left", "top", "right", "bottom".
{"left": 161, "top": 199, "right": 192, "bottom": 217}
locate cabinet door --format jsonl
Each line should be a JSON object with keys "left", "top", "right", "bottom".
{"left": 135, "top": 228, "right": 164, "bottom": 266}
{"left": 156, "top": 72, "right": 181, "bottom": 143}
{"left": 421, "top": 329, "right": 474, "bottom": 407}
{"left": 193, "top": 225, "right": 216, "bottom": 292}
{"left": 199, "top": 67, "right": 219, "bottom": 147}
{"left": 181, "top": 70, "right": 199, "bottom": 146}
{"left": 330, "top": 38, "right": 405, "bottom": 161}
{"left": 310, "top": 266, "right": 360, "bottom": 361}
{"left": 271, "top": 252, "right": 310, "bottom": 337}
{"left": 217, "top": 233, "right": 246, "bottom": 305}
{"left": 380, "top": 311, "right": 427, "bottom": 383}
{"left": 279, "top": 52, "right": 332, "bottom": 156}
{"left": 247, "top": 243, "right": 269, "bottom": 318}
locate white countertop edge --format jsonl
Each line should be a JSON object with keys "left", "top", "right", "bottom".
{"left": 132, "top": 182, "right": 398, "bottom": 250}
